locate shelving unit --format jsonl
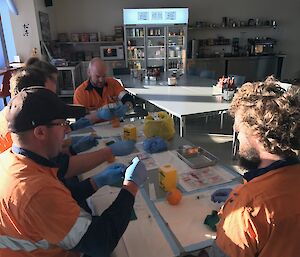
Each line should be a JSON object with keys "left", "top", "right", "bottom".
{"left": 188, "top": 25, "right": 276, "bottom": 31}
{"left": 124, "top": 25, "right": 187, "bottom": 72}
{"left": 54, "top": 40, "right": 124, "bottom": 62}
{"left": 188, "top": 19, "right": 278, "bottom": 59}
{"left": 56, "top": 41, "right": 123, "bottom": 45}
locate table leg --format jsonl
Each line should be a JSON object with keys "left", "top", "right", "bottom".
{"left": 71, "top": 70, "right": 76, "bottom": 91}
{"left": 180, "top": 116, "right": 185, "bottom": 137}
{"left": 232, "top": 127, "right": 239, "bottom": 159}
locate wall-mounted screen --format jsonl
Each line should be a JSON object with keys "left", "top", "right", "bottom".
{"left": 123, "top": 8, "right": 188, "bottom": 25}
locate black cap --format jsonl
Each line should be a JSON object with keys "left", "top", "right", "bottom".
{"left": 6, "top": 87, "right": 86, "bottom": 133}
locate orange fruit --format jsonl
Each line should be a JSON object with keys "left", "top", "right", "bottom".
{"left": 166, "top": 188, "right": 182, "bottom": 205}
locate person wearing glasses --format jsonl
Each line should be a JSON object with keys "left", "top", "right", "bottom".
{"left": 73, "top": 57, "right": 135, "bottom": 122}
{"left": 0, "top": 87, "right": 147, "bottom": 257}
{"left": 206, "top": 78, "right": 300, "bottom": 257}
{"left": 5, "top": 65, "right": 97, "bottom": 155}
{"left": 0, "top": 63, "right": 136, "bottom": 212}
{"left": 22, "top": 58, "right": 135, "bottom": 151}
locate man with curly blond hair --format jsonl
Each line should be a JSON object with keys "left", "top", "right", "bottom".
{"left": 209, "top": 77, "right": 300, "bottom": 257}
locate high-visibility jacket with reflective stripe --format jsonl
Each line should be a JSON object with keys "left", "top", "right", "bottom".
{"left": 0, "top": 149, "right": 85, "bottom": 257}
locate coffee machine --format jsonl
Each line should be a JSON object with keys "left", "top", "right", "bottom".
{"left": 248, "top": 38, "right": 276, "bottom": 55}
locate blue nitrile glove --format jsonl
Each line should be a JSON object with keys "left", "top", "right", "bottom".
{"left": 124, "top": 157, "right": 147, "bottom": 186}
{"left": 143, "top": 136, "right": 167, "bottom": 153}
{"left": 211, "top": 188, "right": 233, "bottom": 203}
{"left": 96, "top": 106, "right": 114, "bottom": 120}
{"left": 113, "top": 102, "right": 129, "bottom": 118}
{"left": 71, "top": 135, "right": 98, "bottom": 154}
{"left": 70, "top": 117, "right": 92, "bottom": 131}
{"left": 109, "top": 140, "right": 135, "bottom": 156}
{"left": 92, "top": 163, "right": 127, "bottom": 188}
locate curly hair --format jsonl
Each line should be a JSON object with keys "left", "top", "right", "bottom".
{"left": 230, "top": 77, "right": 300, "bottom": 158}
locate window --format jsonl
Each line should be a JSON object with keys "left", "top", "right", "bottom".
{"left": 0, "top": 15, "right": 9, "bottom": 69}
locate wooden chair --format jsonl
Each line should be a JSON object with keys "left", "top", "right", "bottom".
{"left": 0, "top": 70, "right": 12, "bottom": 106}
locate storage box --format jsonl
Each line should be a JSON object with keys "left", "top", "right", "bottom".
{"left": 80, "top": 33, "right": 89, "bottom": 42}
{"left": 89, "top": 33, "right": 98, "bottom": 42}
{"left": 71, "top": 33, "right": 80, "bottom": 42}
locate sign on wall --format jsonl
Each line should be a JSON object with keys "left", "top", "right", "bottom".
{"left": 123, "top": 8, "right": 189, "bottom": 25}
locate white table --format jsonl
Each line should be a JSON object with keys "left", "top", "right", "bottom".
{"left": 125, "top": 85, "right": 229, "bottom": 137}
{"left": 72, "top": 119, "right": 241, "bottom": 256}
{"left": 117, "top": 75, "right": 230, "bottom": 137}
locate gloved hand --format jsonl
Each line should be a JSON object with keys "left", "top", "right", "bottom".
{"left": 92, "top": 163, "right": 127, "bottom": 188}
{"left": 96, "top": 106, "right": 113, "bottom": 120}
{"left": 143, "top": 136, "right": 167, "bottom": 153}
{"left": 113, "top": 102, "right": 128, "bottom": 118}
{"left": 70, "top": 135, "right": 98, "bottom": 154}
{"left": 124, "top": 157, "right": 147, "bottom": 186}
{"left": 70, "top": 117, "right": 92, "bottom": 131}
{"left": 211, "top": 188, "right": 232, "bottom": 203}
{"left": 109, "top": 140, "right": 135, "bottom": 156}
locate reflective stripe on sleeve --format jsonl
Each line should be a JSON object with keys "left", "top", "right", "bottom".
{"left": 0, "top": 208, "right": 91, "bottom": 252}
{"left": 118, "top": 91, "right": 127, "bottom": 100}
{"left": 58, "top": 208, "right": 92, "bottom": 250}
{"left": 0, "top": 237, "right": 50, "bottom": 251}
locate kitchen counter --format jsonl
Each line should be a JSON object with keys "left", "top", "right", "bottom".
{"left": 187, "top": 54, "right": 285, "bottom": 81}
{"left": 188, "top": 54, "right": 285, "bottom": 61}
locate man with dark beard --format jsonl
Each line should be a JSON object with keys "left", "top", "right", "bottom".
{"left": 208, "top": 77, "right": 300, "bottom": 257}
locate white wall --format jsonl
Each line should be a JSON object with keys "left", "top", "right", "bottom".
{"left": 9, "top": 0, "right": 41, "bottom": 61}
{"left": 34, "top": 0, "right": 57, "bottom": 42}
{"left": 50, "top": 0, "right": 300, "bottom": 80}
{"left": 5, "top": 0, "right": 57, "bottom": 62}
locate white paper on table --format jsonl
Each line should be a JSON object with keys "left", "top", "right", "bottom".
{"left": 92, "top": 120, "right": 146, "bottom": 142}
{"left": 151, "top": 150, "right": 190, "bottom": 175}
{"left": 88, "top": 185, "right": 121, "bottom": 215}
{"left": 78, "top": 120, "right": 147, "bottom": 180}
{"left": 152, "top": 151, "right": 237, "bottom": 191}
{"left": 178, "top": 166, "right": 236, "bottom": 192}
{"left": 90, "top": 187, "right": 175, "bottom": 257}
{"left": 154, "top": 185, "right": 239, "bottom": 251}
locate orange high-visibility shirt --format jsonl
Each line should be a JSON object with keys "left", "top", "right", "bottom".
{"left": 73, "top": 78, "right": 126, "bottom": 111}
{"left": 0, "top": 149, "right": 82, "bottom": 257}
{"left": 0, "top": 107, "right": 12, "bottom": 153}
{"left": 216, "top": 163, "right": 300, "bottom": 257}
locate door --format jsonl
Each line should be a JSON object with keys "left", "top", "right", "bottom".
{"left": 167, "top": 25, "right": 187, "bottom": 73}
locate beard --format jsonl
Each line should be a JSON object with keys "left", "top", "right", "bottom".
{"left": 238, "top": 147, "right": 261, "bottom": 170}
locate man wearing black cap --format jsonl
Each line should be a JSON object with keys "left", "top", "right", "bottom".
{"left": 0, "top": 87, "right": 147, "bottom": 257}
